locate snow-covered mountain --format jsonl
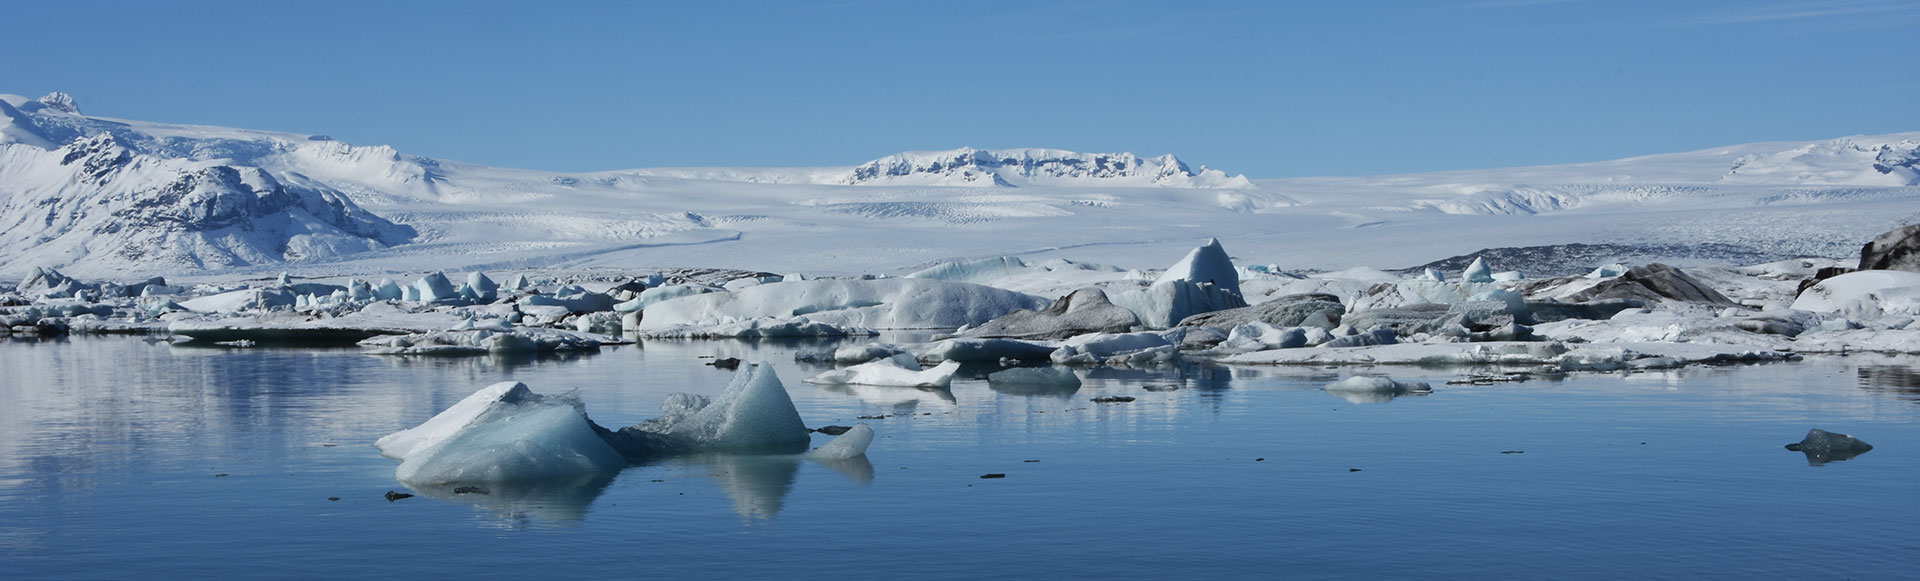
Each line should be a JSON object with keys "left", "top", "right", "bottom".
{"left": 1, "top": 91, "right": 1916, "bottom": 280}
{"left": 0, "top": 94, "right": 414, "bottom": 274}
{"left": 838, "top": 147, "right": 1254, "bottom": 188}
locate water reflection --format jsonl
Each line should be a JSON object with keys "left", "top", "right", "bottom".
{"left": 1856, "top": 365, "right": 1920, "bottom": 403}
{"left": 1325, "top": 389, "right": 1428, "bottom": 405}
{"left": 676, "top": 453, "right": 876, "bottom": 520}
{"left": 812, "top": 383, "right": 957, "bottom": 408}
{"left": 988, "top": 378, "right": 1082, "bottom": 399}
{"left": 404, "top": 452, "right": 878, "bottom": 525}
{"left": 403, "top": 472, "right": 618, "bottom": 527}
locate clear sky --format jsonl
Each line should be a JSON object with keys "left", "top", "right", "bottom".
{"left": 5, "top": 0, "right": 1916, "bottom": 178}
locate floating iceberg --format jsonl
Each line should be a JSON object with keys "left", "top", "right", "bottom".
{"left": 809, "top": 423, "right": 875, "bottom": 461}
{"left": 1323, "top": 376, "right": 1432, "bottom": 404}
{"left": 376, "top": 382, "right": 627, "bottom": 485}
{"left": 379, "top": 363, "right": 871, "bottom": 486}
{"left": 608, "top": 362, "right": 814, "bottom": 456}
{"left": 805, "top": 360, "right": 962, "bottom": 388}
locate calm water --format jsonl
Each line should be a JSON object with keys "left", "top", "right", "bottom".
{"left": 2, "top": 335, "right": 1916, "bottom": 579}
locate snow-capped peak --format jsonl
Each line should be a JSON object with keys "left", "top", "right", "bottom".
{"left": 36, "top": 92, "right": 80, "bottom": 114}
{"left": 841, "top": 147, "right": 1253, "bottom": 188}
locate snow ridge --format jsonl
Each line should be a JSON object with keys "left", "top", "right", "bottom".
{"left": 842, "top": 147, "right": 1254, "bottom": 188}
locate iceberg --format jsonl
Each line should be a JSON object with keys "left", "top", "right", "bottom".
{"left": 914, "top": 337, "right": 1060, "bottom": 363}
{"left": 413, "top": 272, "right": 459, "bottom": 303}
{"left": 1110, "top": 239, "right": 1248, "bottom": 328}
{"left": 379, "top": 363, "right": 871, "bottom": 486}
{"left": 804, "top": 359, "right": 961, "bottom": 388}
{"left": 809, "top": 423, "right": 875, "bottom": 460}
{"left": 1463, "top": 257, "right": 1495, "bottom": 283}
{"left": 608, "top": 362, "right": 813, "bottom": 456}
{"left": 1155, "top": 238, "right": 1241, "bottom": 296}
{"left": 1323, "top": 376, "right": 1432, "bottom": 404}
{"left": 1050, "top": 330, "right": 1180, "bottom": 366}
{"left": 376, "top": 382, "right": 627, "bottom": 485}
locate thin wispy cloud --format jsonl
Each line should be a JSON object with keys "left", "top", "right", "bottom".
{"left": 1462, "top": 0, "right": 1588, "bottom": 10}
{"left": 1685, "top": 0, "right": 1915, "bottom": 25}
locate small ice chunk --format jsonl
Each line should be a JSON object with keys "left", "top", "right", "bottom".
{"left": 1323, "top": 376, "right": 1431, "bottom": 404}
{"left": 1463, "top": 257, "right": 1494, "bottom": 283}
{"left": 809, "top": 423, "right": 875, "bottom": 460}
{"left": 805, "top": 360, "right": 961, "bottom": 388}
{"left": 987, "top": 366, "right": 1082, "bottom": 388}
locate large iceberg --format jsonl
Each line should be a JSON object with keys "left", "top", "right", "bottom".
{"left": 378, "top": 363, "right": 869, "bottom": 486}
{"left": 607, "top": 362, "right": 814, "bottom": 456}
{"left": 1111, "top": 239, "right": 1248, "bottom": 328}
{"left": 376, "top": 382, "right": 627, "bottom": 485}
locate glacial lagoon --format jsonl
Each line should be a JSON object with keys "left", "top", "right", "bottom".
{"left": 2, "top": 335, "right": 1916, "bottom": 578}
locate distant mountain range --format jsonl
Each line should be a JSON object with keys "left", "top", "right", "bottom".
{"left": 2, "top": 91, "right": 1916, "bottom": 279}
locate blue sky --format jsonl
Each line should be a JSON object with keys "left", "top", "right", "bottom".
{"left": 6, "top": 0, "right": 1916, "bottom": 177}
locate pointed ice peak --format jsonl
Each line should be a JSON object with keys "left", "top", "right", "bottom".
{"left": 1463, "top": 257, "right": 1494, "bottom": 283}
{"left": 1155, "top": 238, "right": 1241, "bottom": 296}
{"left": 37, "top": 92, "right": 80, "bottom": 114}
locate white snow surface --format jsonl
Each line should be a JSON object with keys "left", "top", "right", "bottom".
{"left": 1790, "top": 271, "right": 1920, "bottom": 314}
{"left": 2, "top": 94, "right": 1916, "bottom": 281}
